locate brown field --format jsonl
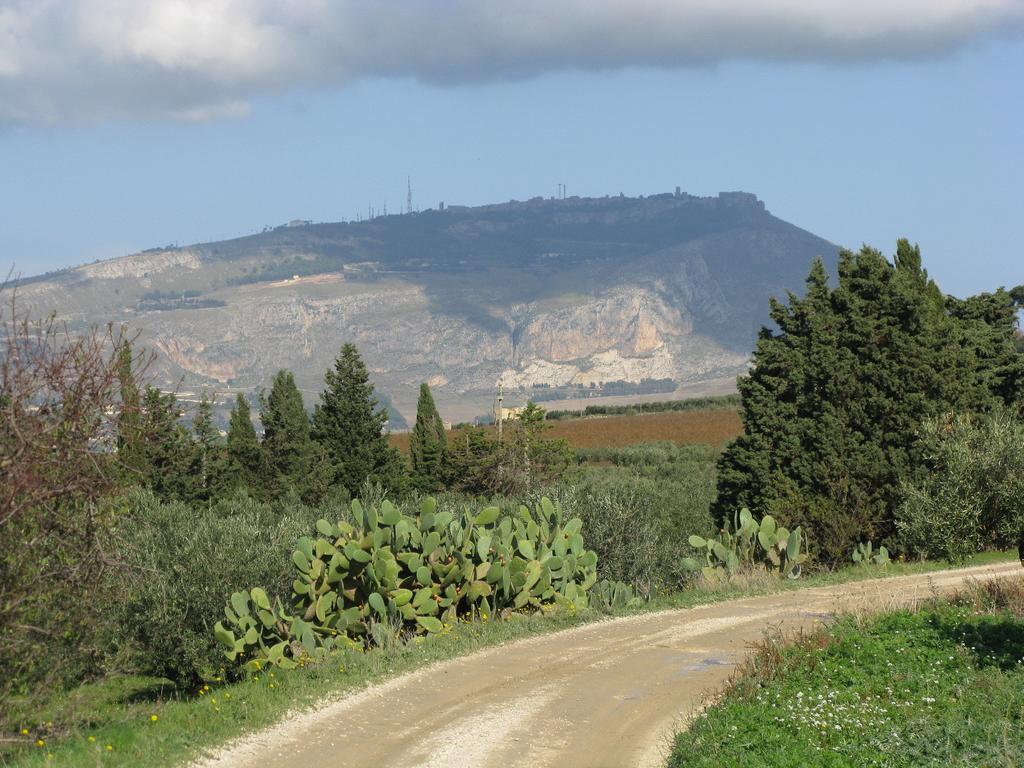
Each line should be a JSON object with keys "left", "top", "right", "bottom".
{"left": 390, "top": 409, "right": 743, "bottom": 453}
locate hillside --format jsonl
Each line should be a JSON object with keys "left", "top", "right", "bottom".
{"left": 12, "top": 190, "right": 838, "bottom": 422}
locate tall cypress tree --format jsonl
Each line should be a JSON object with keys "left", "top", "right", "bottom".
{"left": 410, "top": 382, "right": 448, "bottom": 490}
{"left": 261, "top": 370, "right": 331, "bottom": 502}
{"left": 312, "top": 344, "right": 392, "bottom": 496}
{"left": 226, "top": 393, "right": 264, "bottom": 494}
{"left": 188, "top": 393, "right": 227, "bottom": 502}
{"left": 115, "top": 340, "right": 145, "bottom": 478}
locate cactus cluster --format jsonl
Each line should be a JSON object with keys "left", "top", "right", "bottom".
{"left": 589, "top": 579, "right": 644, "bottom": 612}
{"left": 679, "top": 508, "right": 809, "bottom": 580}
{"left": 215, "top": 496, "right": 600, "bottom": 670}
{"left": 851, "top": 540, "right": 890, "bottom": 567}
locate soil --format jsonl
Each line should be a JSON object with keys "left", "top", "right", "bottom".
{"left": 194, "top": 562, "right": 1021, "bottom": 768}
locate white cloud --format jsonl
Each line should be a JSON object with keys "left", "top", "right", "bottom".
{"left": 1, "top": 0, "right": 1022, "bottom": 125}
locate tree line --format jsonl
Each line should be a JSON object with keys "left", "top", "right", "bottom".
{"left": 113, "top": 343, "right": 572, "bottom": 505}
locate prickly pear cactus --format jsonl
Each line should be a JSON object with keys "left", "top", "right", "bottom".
{"left": 679, "top": 508, "right": 809, "bottom": 581}
{"left": 216, "top": 495, "right": 601, "bottom": 670}
{"left": 852, "top": 540, "right": 889, "bottom": 568}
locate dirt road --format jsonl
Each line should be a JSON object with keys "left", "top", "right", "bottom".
{"left": 196, "top": 562, "right": 1020, "bottom": 768}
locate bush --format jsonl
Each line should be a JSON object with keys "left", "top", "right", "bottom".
{"left": 897, "top": 409, "right": 1024, "bottom": 563}
{"left": 547, "top": 442, "right": 720, "bottom": 592}
{"left": 99, "top": 490, "right": 327, "bottom": 685}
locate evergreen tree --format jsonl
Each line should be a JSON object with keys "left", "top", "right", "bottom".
{"left": 261, "top": 370, "right": 331, "bottom": 502}
{"left": 946, "top": 287, "right": 1024, "bottom": 408}
{"left": 137, "top": 386, "right": 193, "bottom": 500}
{"left": 715, "top": 242, "right": 989, "bottom": 562}
{"left": 311, "top": 344, "right": 394, "bottom": 495}
{"left": 410, "top": 382, "right": 448, "bottom": 490}
{"left": 187, "top": 393, "right": 228, "bottom": 502}
{"left": 115, "top": 340, "right": 145, "bottom": 478}
{"left": 226, "top": 393, "right": 265, "bottom": 494}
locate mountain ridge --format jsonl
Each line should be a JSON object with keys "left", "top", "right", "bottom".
{"left": 12, "top": 190, "right": 838, "bottom": 422}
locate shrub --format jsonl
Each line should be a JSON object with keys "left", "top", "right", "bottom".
{"left": 897, "top": 409, "right": 1024, "bottom": 563}
{"left": 541, "top": 484, "right": 668, "bottom": 595}
{"left": 550, "top": 442, "right": 720, "bottom": 592}
{"left": 99, "top": 490, "right": 325, "bottom": 685}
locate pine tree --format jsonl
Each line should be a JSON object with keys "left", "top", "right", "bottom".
{"left": 410, "top": 382, "right": 448, "bottom": 490}
{"left": 261, "top": 370, "right": 331, "bottom": 502}
{"left": 311, "top": 344, "right": 394, "bottom": 496}
{"left": 226, "top": 393, "right": 264, "bottom": 494}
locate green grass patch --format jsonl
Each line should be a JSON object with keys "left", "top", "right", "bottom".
{"left": 668, "top": 575, "right": 1024, "bottom": 768}
{"left": 6, "top": 551, "right": 1017, "bottom": 768}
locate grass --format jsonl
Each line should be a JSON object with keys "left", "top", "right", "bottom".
{"left": 668, "top": 575, "right": 1024, "bottom": 768}
{"left": 390, "top": 408, "right": 743, "bottom": 453}
{"left": 6, "top": 551, "right": 1017, "bottom": 768}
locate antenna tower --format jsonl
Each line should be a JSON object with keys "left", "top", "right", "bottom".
{"left": 407, "top": 176, "right": 413, "bottom": 215}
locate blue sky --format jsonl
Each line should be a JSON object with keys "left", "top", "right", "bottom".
{"left": 1, "top": 1, "right": 1022, "bottom": 298}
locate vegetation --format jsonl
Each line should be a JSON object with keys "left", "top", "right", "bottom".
{"left": 2, "top": 241, "right": 1022, "bottom": 764}
{"left": 409, "top": 382, "right": 448, "bottom": 490}
{"left": 312, "top": 343, "right": 405, "bottom": 496}
{"left": 897, "top": 408, "right": 1024, "bottom": 563}
{"left": 565, "top": 442, "right": 720, "bottom": 592}
{"left": 716, "top": 244, "right": 1024, "bottom": 564}
{"left": 544, "top": 393, "right": 740, "bottom": 420}
{"left": 447, "top": 402, "right": 574, "bottom": 496}
{"left": 99, "top": 491, "right": 323, "bottom": 686}
{"left": 668, "top": 577, "right": 1024, "bottom": 768}
{"left": 681, "top": 508, "right": 808, "bottom": 581}
{"left": 216, "top": 495, "right": 600, "bottom": 672}
{"left": 1, "top": 300, "right": 140, "bottom": 701}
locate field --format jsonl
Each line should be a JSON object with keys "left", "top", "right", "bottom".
{"left": 390, "top": 408, "right": 744, "bottom": 453}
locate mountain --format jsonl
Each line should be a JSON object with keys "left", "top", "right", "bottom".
{"left": 12, "top": 190, "right": 838, "bottom": 423}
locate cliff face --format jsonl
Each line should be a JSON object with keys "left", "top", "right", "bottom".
{"left": 14, "top": 191, "right": 837, "bottom": 421}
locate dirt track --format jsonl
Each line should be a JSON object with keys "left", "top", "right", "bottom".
{"left": 195, "top": 561, "right": 1021, "bottom": 768}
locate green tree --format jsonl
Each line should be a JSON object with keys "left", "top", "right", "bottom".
{"left": 186, "top": 393, "right": 228, "bottom": 502}
{"left": 115, "top": 339, "right": 145, "bottom": 479}
{"left": 409, "top": 382, "right": 448, "bottom": 490}
{"left": 449, "top": 402, "right": 571, "bottom": 496}
{"left": 261, "top": 370, "right": 331, "bottom": 503}
{"left": 226, "top": 393, "right": 265, "bottom": 494}
{"left": 137, "top": 386, "right": 193, "bottom": 501}
{"left": 715, "top": 242, "right": 990, "bottom": 563}
{"left": 946, "top": 287, "right": 1024, "bottom": 408}
{"left": 311, "top": 344, "right": 397, "bottom": 495}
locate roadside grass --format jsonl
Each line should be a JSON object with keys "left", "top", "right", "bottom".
{"left": 668, "top": 575, "right": 1024, "bottom": 768}
{"left": 5, "top": 550, "right": 1017, "bottom": 768}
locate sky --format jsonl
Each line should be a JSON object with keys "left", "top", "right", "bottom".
{"left": 1, "top": 1, "right": 1022, "bottom": 298}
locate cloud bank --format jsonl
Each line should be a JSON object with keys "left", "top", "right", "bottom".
{"left": 2, "top": 0, "right": 1022, "bottom": 125}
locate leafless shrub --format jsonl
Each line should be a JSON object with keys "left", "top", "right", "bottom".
{"left": 0, "top": 282, "right": 150, "bottom": 702}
